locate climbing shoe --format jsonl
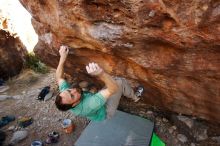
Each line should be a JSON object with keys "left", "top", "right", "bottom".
{"left": 134, "top": 85, "right": 144, "bottom": 102}
{"left": 18, "top": 117, "right": 33, "bottom": 128}
{"left": 0, "top": 115, "right": 15, "bottom": 128}
{"left": 45, "top": 131, "right": 59, "bottom": 144}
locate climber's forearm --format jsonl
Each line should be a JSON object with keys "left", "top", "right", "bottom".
{"left": 56, "top": 46, "right": 69, "bottom": 84}
{"left": 98, "top": 72, "right": 118, "bottom": 96}
{"left": 86, "top": 62, "right": 118, "bottom": 99}
{"left": 56, "top": 58, "right": 65, "bottom": 82}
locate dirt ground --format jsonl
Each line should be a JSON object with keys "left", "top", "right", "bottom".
{"left": 0, "top": 69, "right": 220, "bottom": 146}
{"left": 0, "top": 69, "right": 89, "bottom": 146}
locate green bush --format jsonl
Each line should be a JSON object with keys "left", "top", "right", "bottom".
{"left": 25, "top": 52, "right": 48, "bottom": 73}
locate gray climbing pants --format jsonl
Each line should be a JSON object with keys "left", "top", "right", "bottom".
{"left": 106, "top": 77, "right": 137, "bottom": 119}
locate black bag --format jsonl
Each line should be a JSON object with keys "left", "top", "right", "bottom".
{"left": 37, "top": 86, "right": 50, "bottom": 100}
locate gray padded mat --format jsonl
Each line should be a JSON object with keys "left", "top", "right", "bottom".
{"left": 75, "top": 110, "right": 154, "bottom": 146}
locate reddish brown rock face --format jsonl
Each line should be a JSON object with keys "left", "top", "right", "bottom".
{"left": 19, "top": 0, "right": 220, "bottom": 122}
{"left": 0, "top": 30, "right": 27, "bottom": 80}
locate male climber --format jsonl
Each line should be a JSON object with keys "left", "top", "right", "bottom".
{"left": 55, "top": 45, "right": 143, "bottom": 121}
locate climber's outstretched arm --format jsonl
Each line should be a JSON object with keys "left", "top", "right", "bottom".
{"left": 86, "top": 63, "right": 118, "bottom": 100}
{"left": 56, "top": 45, "right": 69, "bottom": 85}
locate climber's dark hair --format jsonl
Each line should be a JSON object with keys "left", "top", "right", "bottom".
{"left": 55, "top": 93, "right": 73, "bottom": 111}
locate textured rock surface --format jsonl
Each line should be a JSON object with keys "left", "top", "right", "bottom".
{"left": 0, "top": 29, "right": 27, "bottom": 80}
{"left": 19, "top": 0, "right": 220, "bottom": 122}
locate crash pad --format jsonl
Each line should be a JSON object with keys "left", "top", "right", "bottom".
{"left": 150, "top": 133, "right": 165, "bottom": 146}
{"left": 75, "top": 110, "right": 154, "bottom": 146}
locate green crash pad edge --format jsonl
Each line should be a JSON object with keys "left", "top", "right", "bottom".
{"left": 150, "top": 133, "right": 165, "bottom": 146}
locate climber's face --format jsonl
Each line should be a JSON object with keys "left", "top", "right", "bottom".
{"left": 60, "top": 88, "right": 81, "bottom": 106}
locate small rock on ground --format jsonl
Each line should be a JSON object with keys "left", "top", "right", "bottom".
{"left": 177, "top": 134, "right": 188, "bottom": 143}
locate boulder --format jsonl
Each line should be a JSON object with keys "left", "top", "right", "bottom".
{"left": 0, "top": 29, "right": 27, "bottom": 79}
{"left": 19, "top": 0, "right": 220, "bottom": 123}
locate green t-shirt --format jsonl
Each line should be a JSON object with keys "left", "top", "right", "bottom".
{"left": 59, "top": 80, "right": 106, "bottom": 121}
